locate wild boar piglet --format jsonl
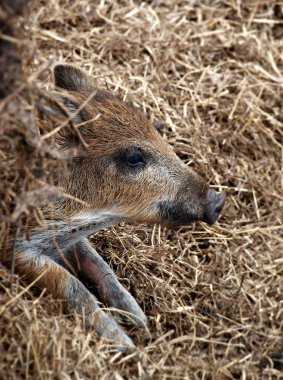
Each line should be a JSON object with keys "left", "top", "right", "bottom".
{"left": 9, "top": 64, "right": 226, "bottom": 350}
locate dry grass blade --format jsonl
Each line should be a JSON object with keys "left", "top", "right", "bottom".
{"left": 0, "top": 1, "right": 283, "bottom": 379}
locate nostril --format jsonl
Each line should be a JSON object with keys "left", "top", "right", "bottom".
{"left": 214, "top": 192, "right": 226, "bottom": 214}
{"left": 215, "top": 205, "right": 222, "bottom": 213}
{"left": 204, "top": 190, "right": 226, "bottom": 225}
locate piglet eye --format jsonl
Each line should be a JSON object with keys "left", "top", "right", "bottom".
{"left": 126, "top": 151, "right": 145, "bottom": 167}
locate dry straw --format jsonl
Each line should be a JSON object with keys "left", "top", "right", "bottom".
{"left": 0, "top": 0, "right": 282, "bottom": 379}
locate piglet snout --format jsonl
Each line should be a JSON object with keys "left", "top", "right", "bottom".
{"left": 203, "top": 189, "right": 226, "bottom": 225}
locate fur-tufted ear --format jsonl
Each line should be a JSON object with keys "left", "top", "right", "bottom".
{"left": 41, "top": 90, "right": 87, "bottom": 127}
{"left": 37, "top": 89, "right": 90, "bottom": 150}
{"left": 54, "top": 64, "right": 96, "bottom": 93}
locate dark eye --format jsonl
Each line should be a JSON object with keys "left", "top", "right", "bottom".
{"left": 126, "top": 151, "right": 145, "bottom": 167}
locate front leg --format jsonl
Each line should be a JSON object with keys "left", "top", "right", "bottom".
{"left": 7, "top": 244, "right": 134, "bottom": 351}
{"left": 35, "top": 210, "right": 148, "bottom": 328}
{"left": 73, "top": 239, "right": 148, "bottom": 328}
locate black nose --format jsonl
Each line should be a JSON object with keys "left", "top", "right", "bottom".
{"left": 203, "top": 189, "right": 226, "bottom": 225}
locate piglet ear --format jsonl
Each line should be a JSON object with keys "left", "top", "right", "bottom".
{"left": 54, "top": 64, "right": 96, "bottom": 92}
{"left": 38, "top": 90, "right": 88, "bottom": 149}
{"left": 38, "top": 90, "right": 88, "bottom": 129}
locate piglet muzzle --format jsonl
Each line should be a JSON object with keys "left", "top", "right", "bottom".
{"left": 203, "top": 189, "right": 226, "bottom": 225}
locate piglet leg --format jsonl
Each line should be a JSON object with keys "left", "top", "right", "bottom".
{"left": 10, "top": 246, "right": 134, "bottom": 351}
{"left": 74, "top": 239, "right": 148, "bottom": 328}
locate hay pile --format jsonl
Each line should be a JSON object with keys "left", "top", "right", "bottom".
{"left": 0, "top": 1, "right": 282, "bottom": 379}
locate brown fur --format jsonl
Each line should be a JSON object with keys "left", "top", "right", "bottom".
{"left": 5, "top": 64, "right": 225, "bottom": 350}
{"left": 49, "top": 69, "right": 209, "bottom": 223}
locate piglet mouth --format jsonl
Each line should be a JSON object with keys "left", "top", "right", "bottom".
{"left": 202, "top": 189, "right": 226, "bottom": 225}
{"left": 156, "top": 190, "right": 226, "bottom": 227}
{"left": 157, "top": 200, "right": 202, "bottom": 226}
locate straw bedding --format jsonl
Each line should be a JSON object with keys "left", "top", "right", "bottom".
{"left": 0, "top": 1, "right": 282, "bottom": 379}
